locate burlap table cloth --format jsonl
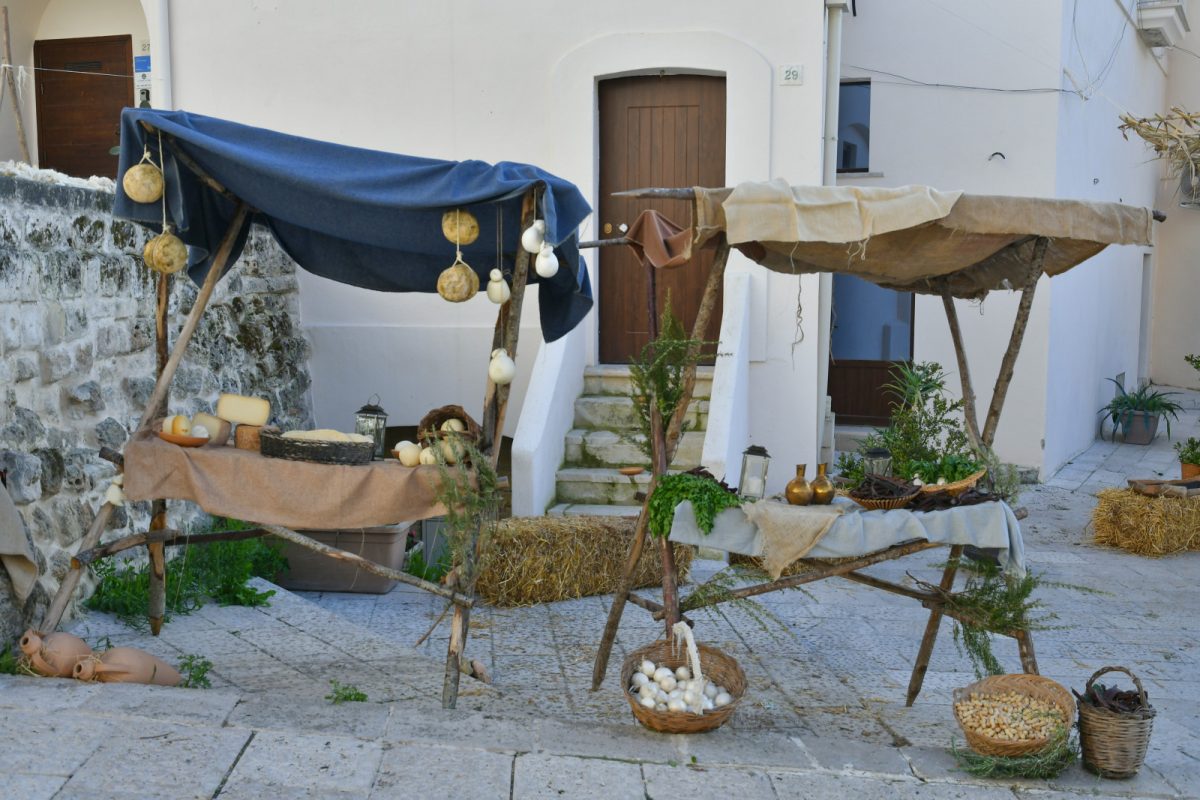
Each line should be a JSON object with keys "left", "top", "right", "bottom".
{"left": 124, "top": 430, "right": 445, "bottom": 529}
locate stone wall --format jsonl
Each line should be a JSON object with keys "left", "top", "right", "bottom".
{"left": 0, "top": 173, "right": 314, "bottom": 640}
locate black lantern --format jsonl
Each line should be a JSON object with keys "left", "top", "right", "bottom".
{"left": 738, "top": 444, "right": 771, "bottom": 499}
{"left": 862, "top": 447, "right": 893, "bottom": 477}
{"left": 354, "top": 395, "right": 388, "bottom": 458}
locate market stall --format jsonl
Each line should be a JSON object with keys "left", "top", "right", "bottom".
{"left": 587, "top": 181, "right": 1159, "bottom": 707}
{"left": 39, "top": 108, "right": 592, "bottom": 708}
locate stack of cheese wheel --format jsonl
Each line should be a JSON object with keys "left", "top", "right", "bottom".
{"left": 216, "top": 393, "right": 272, "bottom": 451}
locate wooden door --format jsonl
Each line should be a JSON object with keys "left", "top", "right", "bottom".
{"left": 598, "top": 75, "right": 725, "bottom": 364}
{"left": 34, "top": 35, "right": 133, "bottom": 180}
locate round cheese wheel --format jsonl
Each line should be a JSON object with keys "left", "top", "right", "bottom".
{"left": 122, "top": 163, "right": 164, "bottom": 204}
{"left": 151, "top": 233, "right": 188, "bottom": 275}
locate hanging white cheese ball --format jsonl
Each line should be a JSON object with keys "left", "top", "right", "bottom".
{"left": 520, "top": 220, "right": 546, "bottom": 254}
{"left": 534, "top": 241, "right": 559, "bottom": 279}
{"left": 639, "top": 660, "right": 656, "bottom": 678}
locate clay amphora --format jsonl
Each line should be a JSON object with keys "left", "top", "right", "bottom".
{"left": 19, "top": 630, "right": 92, "bottom": 678}
{"left": 73, "top": 647, "right": 181, "bottom": 686}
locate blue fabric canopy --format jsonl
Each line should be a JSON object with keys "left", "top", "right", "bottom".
{"left": 113, "top": 109, "right": 593, "bottom": 342}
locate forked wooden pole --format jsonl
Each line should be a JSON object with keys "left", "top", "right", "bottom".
{"left": 444, "top": 187, "right": 537, "bottom": 709}
{"left": 590, "top": 237, "right": 729, "bottom": 688}
{"left": 40, "top": 204, "right": 249, "bottom": 634}
{"left": 906, "top": 545, "right": 963, "bottom": 706}
{"left": 147, "top": 271, "right": 170, "bottom": 634}
{"left": 981, "top": 237, "right": 1048, "bottom": 447}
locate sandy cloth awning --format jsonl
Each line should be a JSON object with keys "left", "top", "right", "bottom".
{"left": 124, "top": 431, "right": 445, "bottom": 529}
{"left": 630, "top": 180, "right": 1154, "bottom": 299}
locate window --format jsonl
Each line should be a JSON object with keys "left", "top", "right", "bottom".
{"left": 837, "top": 80, "right": 870, "bottom": 173}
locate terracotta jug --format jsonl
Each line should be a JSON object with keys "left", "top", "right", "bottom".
{"left": 19, "top": 630, "right": 92, "bottom": 678}
{"left": 73, "top": 647, "right": 181, "bottom": 687}
{"left": 810, "top": 463, "right": 835, "bottom": 505}
{"left": 785, "top": 464, "right": 813, "bottom": 506}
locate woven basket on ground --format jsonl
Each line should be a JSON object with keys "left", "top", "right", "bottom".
{"left": 417, "top": 405, "right": 483, "bottom": 447}
{"left": 259, "top": 430, "right": 373, "bottom": 465}
{"left": 621, "top": 640, "right": 746, "bottom": 734}
{"left": 953, "top": 674, "right": 1074, "bottom": 757}
{"left": 1077, "top": 666, "right": 1156, "bottom": 779}
{"left": 920, "top": 468, "right": 986, "bottom": 496}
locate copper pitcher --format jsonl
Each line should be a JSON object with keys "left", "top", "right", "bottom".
{"left": 810, "top": 463, "right": 835, "bottom": 505}
{"left": 785, "top": 464, "right": 813, "bottom": 506}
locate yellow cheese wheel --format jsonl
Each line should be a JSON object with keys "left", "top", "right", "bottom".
{"left": 191, "top": 412, "right": 230, "bottom": 444}
{"left": 216, "top": 394, "right": 271, "bottom": 426}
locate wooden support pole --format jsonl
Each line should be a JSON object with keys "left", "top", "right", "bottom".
{"left": 981, "top": 237, "right": 1048, "bottom": 447}
{"left": 590, "top": 498, "right": 652, "bottom": 691}
{"left": 72, "top": 527, "right": 269, "bottom": 568}
{"left": 1015, "top": 628, "right": 1039, "bottom": 675}
{"left": 39, "top": 503, "right": 114, "bottom": 632}
{"left": 940, "top": 289, "right": 984, "bottom": 453}
{"left": 906, "top": 545, "right": 963, "bottom": 707}
{"left": 147, "top": 271, "right": 170, "bottom": 635}
{"left": 1, "top": 6, "right": 31, "bottom": 164}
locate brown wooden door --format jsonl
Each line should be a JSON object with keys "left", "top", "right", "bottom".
{"left": 598, "top": 75, "right": 725, "bottom": 364}
{"left": 34, "top": 35, "right": 133, "bottom": 180}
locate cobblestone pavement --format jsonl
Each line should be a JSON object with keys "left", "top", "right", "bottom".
{"left": 5, "top": 396, "right": 1195, "bottom": 798}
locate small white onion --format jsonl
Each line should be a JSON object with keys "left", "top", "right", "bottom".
{"left": 702, "top": 696, "right": 714, "bottom": 711}
{"left": 655, "top": 703, "right": 667, "bottom": 712}
{"left": 714, "top": 692, "right": 733, "bottom": 708}
{"left": 668, "top": 689, "right": 683, "bottom": 700}
{"left": 675, "top": 666, "right": 691, "bottom": 681}
{"left": 652, "top": 667, "right": 673, "bottom": 684}
{"left": 639, "top": 660, "right": 656, "bottom": 677}
{"left": 703, "top": 683, "right": 719, "bottom": 699}
{"left": 632, "top": 672, "right": 650, "bottom": 688}
{"left": 638, "top": 684, "right": 656, "bottom": 700}
{"left": 658, "top": 676, "right": 677, "bottom": 692}
{"left": 667, "top": 698, "right": 687, "bottom": 712}
{"left": 656, "top": 689, "right": 669, "bottom": 702}
{"left": 682, "top": 690, "right": 699, "bottom": 705}
{"left": 638, "top": 695, "right": 656, "bottom": 709}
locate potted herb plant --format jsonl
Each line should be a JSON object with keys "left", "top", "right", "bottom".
{"left": 1175, "top": 438, "right": 1200, "bottom": 480}
{"left": 1098, "top": 380, "right": 1183, "bottom": 445}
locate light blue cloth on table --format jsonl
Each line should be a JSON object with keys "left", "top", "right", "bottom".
{"left": 668, "top": 495, "right": 1026, "bottom": 577}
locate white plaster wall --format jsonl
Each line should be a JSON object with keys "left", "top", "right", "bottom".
{"left": 1043, "top": 1, "right": 1167, "bottom": 473}
{"left": 36, "top": 0, "right": 148, "bottom": 41}
{"left": 839, "top": 0, "right": 1062, "bottom": 470}
{"left": 1152, "top": 23, "right": 1200, "bottom": 391}
{"left": 0, "top": 0, "right": 50, "bottom": 164}
{"left": 163, "top": 0, "right": 827, "bottom": 487}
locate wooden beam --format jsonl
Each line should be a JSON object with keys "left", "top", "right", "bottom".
{"left": 39, "top": 504, "right": 114, "bottom": 632}
{"left": 906, "top": 545, "right": 963, "bottom": 706}
{"left": 590, "top": 498, "right": 653, "bottom": 691}
{"left": 134, "top": 203, "right": 250, "bottom": 436}
{"left": 137, "top": 122, "right": 241, "bottom": 204}
{"left": 840, "top": 570, "right": 938, "bottom": 603}
{"left": 940, "top": 289, "right": 984, "bottom": 453}
{"left": 147, "top": 271, "right": 170, "bottom": 635}
{"left": 577, "top": 237, "right": 633, "bottom": 249}
{"left": 981, "top": 237, "right": 1048, "bottom": 446}
{"left": 1, "top": 6, "right": 31, "bottom": 164}
{"left": 72, "top": 527, "right": 270, "bottom": 568}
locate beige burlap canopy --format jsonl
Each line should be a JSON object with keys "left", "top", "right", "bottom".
{"left": 633, "top": 180, "right": 1155, "bottom": 299}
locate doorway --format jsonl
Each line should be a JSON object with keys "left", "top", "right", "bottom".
{"left": 597, "top": 74, "right": 725, "bottom": 364}
{"left": 829, "top": 275, "right": 914, "bottom": 426}
{"left": 34, "top": 35, "right": 132, "bottom": 179}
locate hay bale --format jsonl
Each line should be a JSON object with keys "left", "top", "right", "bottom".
{"left": 1093, "top": 488, "right": 1200, "bottom": 557}
{"left": 476, "top": 515, "right": 693, "bottom": 606}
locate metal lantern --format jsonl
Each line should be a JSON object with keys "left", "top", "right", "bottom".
{"left": 862, "top": 447, "right": 893, "bottom": 477}
{"left": 738, "top": 444, "right": 771, "bottom": 500}
{"left": 354, "top": 395, "right": 388, "bottom": 458}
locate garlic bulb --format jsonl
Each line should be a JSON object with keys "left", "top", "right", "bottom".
{"left": 659, "top": 676, "right": 677, "bottom": 693}
{"left": 652, "top": 667, "right": 673, "bottom": 684}
{"left": 632, "top": 672, "right": 650, "bottom": 688}
{"left": 639, "top": 660, "right": 656, "bottom": 677}
{"left": 521, "top": 220, "right": 546, "bottom": 254}
{"left": 535, "top": 242, "right": 559, "bottom": 279}
{"left": 486, "top": 269, "right": 511, "bottom": 304}
{"left": 638, "top": 695, "right": 656, "bottom": 710}
{"left": 488, "top": 348, "right": 516, "bottom": 386}
{"left": 714, "top": 692, "right": 733, "bottom": 708}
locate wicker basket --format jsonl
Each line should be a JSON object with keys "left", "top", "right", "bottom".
{"left": 850, "top": 490, "right": 919, "bottom": 511}
{"left": 920, "top": 468, "right": 987, "bottom": 496}
{"left": 953, "top": 674, "right": 1074, "bottom": 757}
{"left": 621, "top": 640, "right": 746, "bottom": 734}
{"left": 417, "top": 405, "right": 483, "bottom": 447}
{"left": 1077, "top": 666, "right": 1156, "bottom": 779}
{"left": 259, "top": 430, "right": 374, "bottom": 465}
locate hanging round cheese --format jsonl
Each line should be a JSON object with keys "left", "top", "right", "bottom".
{"left": 437, "top": 258, "right": 480, "bottom": 302}
{"left": 122, "top": 163, "right": 164, "bottom": 204}
{"left": 441, "top": 209, "right": 480, "bottom": 246}
{"left": 150, "top": 233, "right": 188, "bottom": 275}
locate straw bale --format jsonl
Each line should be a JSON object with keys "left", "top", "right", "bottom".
{"left": 1092, "top": 489, "right": 1200, "bottom": 557}
{"left": 476, "top": 515, "right": 692, "bottom": 606}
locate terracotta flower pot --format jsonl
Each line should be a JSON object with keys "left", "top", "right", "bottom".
{"left": 1117, "top": 411, "right": 1160, "bottom": 445}
{"left": 19, "top": 630, "right": 92, "bottom": 678}
{"left": 1183, "top": 462, "right": 1200, "bottom": 480}
{"left": 73, "top": 647, "right": 181, "bottom": 687}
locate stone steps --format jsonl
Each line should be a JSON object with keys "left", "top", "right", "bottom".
{"left": 563, "top": 429, "right": 705, "bottom": 469}
{"left": 573, "top": 394, "right": 709, "bottom": 431}
{"left": 582, "top": 364, "right": 713, "bottom": 398}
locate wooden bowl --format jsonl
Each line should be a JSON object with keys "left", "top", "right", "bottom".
{"left": 158, "top": 431, "right": 210, "bottom": 448}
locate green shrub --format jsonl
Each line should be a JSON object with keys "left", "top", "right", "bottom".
{"left": 1176, "top": 437, "right": 1200, "bottom": 465}
{"left": 1099, "top": 379, "right": 1183, "bottom": 439}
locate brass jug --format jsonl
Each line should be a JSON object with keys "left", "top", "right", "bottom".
{"left": 785, "top": 464, "right": 813, "bottom": 506}
{"left": 810, "top": 463, "right": 835, "bottom": 505}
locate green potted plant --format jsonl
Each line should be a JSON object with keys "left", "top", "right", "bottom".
{"left": 1175, "top": 438, "right": 1200, "bottom": 480}
{"left": 1098, "top": 380, "right": 1183, "bottom": 445}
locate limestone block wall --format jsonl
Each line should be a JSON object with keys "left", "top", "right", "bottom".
{"left": 0, "top": 173, "right": 314, "bottom": 640}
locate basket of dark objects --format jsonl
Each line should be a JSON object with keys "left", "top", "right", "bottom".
{"left": 1074, "top": 666, "right": 1156, "bottom": 778}
{"left": 908, "top": 487, "right": 1002, "bottom": 513}
{"left": 849, "top": 474, "right": 920, "bottom": 510}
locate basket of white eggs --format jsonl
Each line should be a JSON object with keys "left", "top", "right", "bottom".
{"left": 620, "top": 623, "right": 746, "bottom": 734}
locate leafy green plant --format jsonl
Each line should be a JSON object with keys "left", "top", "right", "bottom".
{"left": 1099, "top": 379, "right": 1183, "bottom": 440}
{"left": 628, "top": 297, "right": 715, "bottom": 462}
{"left": 432, "top": 437, "right": 499, "bottom": 593}
{"left": 405, "top": 547, "right": 452, "bottom": 583}
{"left": 952, "top": 726, "right": 1078, "bottom": 779}
{"left": 326, "top": 679, "right": 368, "bottom": 704}
{"left": 1187, "top": 353, "right": 1200, "bottom": 374}
{"left": 0, "top": 646, "right": 23, "bottom": 675}
{"left": 1176, "top": 437, "right": 1200, "bottom": 465}
{"left": 909, "top": 454, "right": 983, "bottom": 485}
{"left": 85, "top": 518, "right": 287, "bottom": 629}
{"left": 178, "top": 654, "right": 213, "bottom": 688}
{"left": 647, "top": 473, "right": 743, "bottom": 539}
